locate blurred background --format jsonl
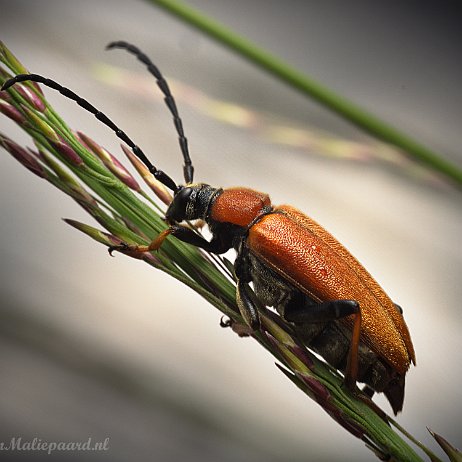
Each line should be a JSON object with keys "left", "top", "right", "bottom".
{"left": 1, "top": 1, "right": 461, "bottom": 460}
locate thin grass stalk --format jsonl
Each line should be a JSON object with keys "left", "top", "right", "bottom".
{"left": 149, "top": 0, "right": 462, "bottom": 187}
{"left": 0, "top": 42, "right": 451, "bottom": 462}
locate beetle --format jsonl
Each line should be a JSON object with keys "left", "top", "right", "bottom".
{"left": 2, "top": 41, "right": 415, "bottom": 414}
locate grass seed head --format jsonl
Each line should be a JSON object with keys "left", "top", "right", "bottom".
{"left": 0, "top": 133, "right": 47, "bottom": 178}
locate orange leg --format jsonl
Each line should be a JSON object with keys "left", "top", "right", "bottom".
{"left": 342, "top": 309, "right": 389, "bottom": 420}
{"left": 108, "top": 228, "right": 172, "bottom": 256}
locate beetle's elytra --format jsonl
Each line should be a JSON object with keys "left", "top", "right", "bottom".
{"left": 2, "top": 41, "right": 415, "bottom": 414}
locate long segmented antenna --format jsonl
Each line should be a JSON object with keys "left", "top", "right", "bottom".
{"left": 106, "top": 41, "right": 194, "bottom": 184}
{"left": 1, "top": 73, "right": 179, "bottom": 192}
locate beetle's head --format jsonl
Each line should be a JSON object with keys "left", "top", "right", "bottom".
{"left": 165, "top": 183, "right": 220, "bottom": 225}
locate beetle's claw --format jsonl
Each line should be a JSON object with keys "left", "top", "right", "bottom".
{"left": 220, "top": 316, "right": 253, "bottom": 337}
{"left": 220, "top": 316, "right": 232, "bottom": 328}
{"left": 108, "top": 242, "right": 130, "bottom": 257}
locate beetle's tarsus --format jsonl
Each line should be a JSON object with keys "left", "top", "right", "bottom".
{"left": 108, "top": 242, "right": 130, "bottom": 256}
{"left": 220, "top": 316, "right": 232, "bottom": 328}
{"left": 220, "top": 316, "right": 253, "bottom": 337}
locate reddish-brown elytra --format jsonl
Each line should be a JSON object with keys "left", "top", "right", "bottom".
{"left": 2, "top": 41, "right": 415, "bottom": 414}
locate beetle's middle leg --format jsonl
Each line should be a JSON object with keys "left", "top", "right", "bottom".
{"left": 284, "top": 295, "right": 362, "bottom": 390}
{"left": 232, "top": 242, "right": 262, "bottom": 331}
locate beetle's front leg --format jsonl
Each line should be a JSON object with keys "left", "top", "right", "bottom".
{"left": 108, "top": 228, "right": 172, "bottom": 256}
{"left": 167, "top": 225, "right": 231, "bottom": 253}
{"left": 108, "top": 225, "right": 230, "bottom": 256}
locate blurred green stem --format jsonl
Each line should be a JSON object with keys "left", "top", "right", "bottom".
{"left": 150, "top": 0, "right": 462, "bottom": 187}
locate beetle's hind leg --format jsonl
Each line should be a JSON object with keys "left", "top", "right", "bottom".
{"left": 284, "top": 296, "right": 362, "bottom": 390}
{"left": 284, "top": 298, "right": 359, "bottom": 324}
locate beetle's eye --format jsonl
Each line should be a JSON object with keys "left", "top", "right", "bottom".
{"left": 166, "top": 186, "right": 194, "bottom": 223}
{"left": 176, "top": 186, "right": 194, "bottom": 205}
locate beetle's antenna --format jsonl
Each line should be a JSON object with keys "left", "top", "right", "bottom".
{"left": 106, "top": 41, "right": 194, "bottom": 185}
{"left": 1, "top": 73, "right": 179, "bottom": 192}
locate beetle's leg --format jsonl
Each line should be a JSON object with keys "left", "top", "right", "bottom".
{"left": 233, "top": 241, "right": 261, "bottom": 330}
{"left": 109, "top": 225, "right": 231, "bottom": 256}
{"left": 108, "top": 228, "right": 172, "bottom": 256}
{"left": 220, "top": 316, "right": 253, "bottom": 337}
{"left": 284, "top": 298, "right": 359, "bottom": 323}
{"left": 236, "top": 280, "right": 261, "bottom": 330}
{"left": 166, "top": 225, "right": 231, "bottom": 253}
{"left": 284, "top": 296, "right": 362, "bottom": 390}
{"left": 345, "top": 307, "right": 362, "bottom": 390}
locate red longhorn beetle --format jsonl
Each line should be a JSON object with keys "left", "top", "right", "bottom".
{"left": 2, "top": 41, "right": 415, "bottom": 414}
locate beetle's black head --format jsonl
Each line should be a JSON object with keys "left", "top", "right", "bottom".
{"left": 165, "top": 183, "right": 221, "bottom": 224}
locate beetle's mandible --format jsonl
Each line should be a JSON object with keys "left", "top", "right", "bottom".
{"left": 2, "top": 41, "right": 415, "bottom": 414}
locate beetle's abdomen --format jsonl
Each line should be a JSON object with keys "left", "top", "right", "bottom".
{"left": 210, "top": 187, "right": 271, "bottom": 227}
{"left": 247, "top": 205, "right": 415, "bottom": 375}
